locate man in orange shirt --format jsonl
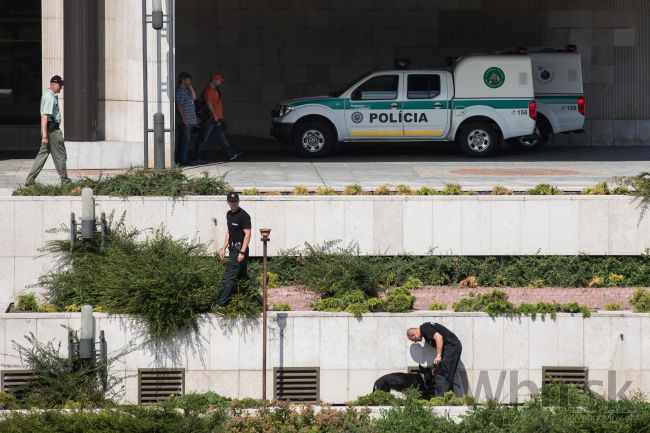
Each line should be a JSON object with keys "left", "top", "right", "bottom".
{"left": 194, "top": 73, "right": 240, "bottom": 163}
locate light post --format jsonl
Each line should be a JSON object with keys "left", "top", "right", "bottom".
{"left": 260, "top": 228, "right": 271, "bottom": 401}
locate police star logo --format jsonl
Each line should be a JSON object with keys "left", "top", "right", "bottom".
{"left": 483, "top": 67, "right": 505, "bottom": 89}
{"left": 534, "top": 65, "right": 555, "bottom": 84}
{"left": 351, "top": 112, "right": 364, "bottom": 123}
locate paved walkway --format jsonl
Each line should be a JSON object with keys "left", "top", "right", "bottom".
{"left": 2, "top": 138, "right": 649, "bottom": 193}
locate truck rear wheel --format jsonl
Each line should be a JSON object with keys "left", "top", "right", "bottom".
{"left": 457, "top": 122, "right": 498, "bottom": 157}
{"left": 509, "top": 118, "right": 551, "bottom": 150}
{"left": 293, "top": 120, "right": 335, "bottom": 158}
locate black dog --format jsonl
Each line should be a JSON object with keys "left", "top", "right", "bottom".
{"left": 373, "top": 364, "right": 435, "bottom": 397}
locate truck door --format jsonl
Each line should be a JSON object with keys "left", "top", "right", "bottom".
{"left": 402, "top": 73, "right": 450, "bottom": 139}
{"left": 345, "top": 73, "right": 404, "bottom": 140}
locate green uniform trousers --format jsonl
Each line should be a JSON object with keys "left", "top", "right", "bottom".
{"left": 26, "top": 129, "right": 71, "bottom": 185}
{"left": 217, "top": 248, "right": 249, "bottom": 306}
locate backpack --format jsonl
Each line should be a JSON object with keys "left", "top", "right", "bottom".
{"left": 195, "top": 99, "right": 211, "bottom": 123}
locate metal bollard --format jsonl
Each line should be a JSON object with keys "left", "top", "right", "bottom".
{"left": 79, "top": 305, "right": 95, "bottom": 360}
{"left": 81, "top": 187, "right": 95, "bottom": 240}
{"left": 153, "top": 112, "right": 165, "bottom": 170}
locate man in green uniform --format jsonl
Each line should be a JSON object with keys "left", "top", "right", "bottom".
{"left": 25, "top": 75, "right": 71, "bottom": 185}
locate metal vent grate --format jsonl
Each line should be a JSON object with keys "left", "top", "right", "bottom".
{"left": 542, "top": 367, "right": 588, "bottom": 387}
{"left": 138, "top": 369, "right": 184, "bottom": 404}
{"left": 274, "top": 367, "right": 319, "bottom": 403}
{"left": 1, "top": 370, "right": 37, "bottom": 398}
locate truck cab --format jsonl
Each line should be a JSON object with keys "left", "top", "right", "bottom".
{"left": 271, "top": 54, "right": 536, "bottom": 157}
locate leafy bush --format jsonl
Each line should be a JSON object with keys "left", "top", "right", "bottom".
{"left": 617, "top": 172, "right": 650, "bottom": 221}
{"left": 581, "top": 182, "right": 610, "bottom": 195}
{"left": 459, "top": 276, "right": 478, "bottom": 288}
{"left": 257, "top": 271, "right": 280, "bottom": 288}
{"left": 395, "top": 184, "right": 413, "bottom": 195}
{"left": 441, "top": 183, "right": 463, "bottom": 195}
{"left": 271, "top": 303, "right": 292, "bottom": 311}
{"left": 354, "top": 390, "right": 398, "bottom": 406}
{"left": 428, "top": 302, "right": 446, "bottom": 311}
{"left": 344, "top": 184, "right": 364, "bottom": 195}
{"left": 0, "top": 392, "right": 18, "bottom": 409}
{"left": 40, "top": 217, "right": 258, "bottom": 340}
{"left": 629, "top": 288, "right": 650, "bottom": 312}
{"left": 588, "top": 276, "right": 605, "bottom": 287}
{"left": 400, "top": 276, "right": 424, "bottom": 291}
{"left": 241, "top": 188, "right": 260, "bottom": 196}
{"left": 13, "top": 168, "right": 229, "bottom": 197}
{"left": 528, "top": 278, "right": 545, "bottom": 288}
{"left": 527, "top": 183, "right": 563, "bottom": 195}
{"left": 292, "top": 185, "right": 308, "bottom": 195}
{"left": 266, "top": 190, "right": 281, "bottom": 196}
{"left": 315, "top": 186, "right": 336, "bottom": 195}
{"left": 427, "top": 390, "right": 476, "bottom": 406}
{"left": 374, "top": 184, "right": 391, "bottom": 195}
{"left": 491, "top": 185, "right": 513, "bottom": 195}
{"left": 165, "top": 391, "right": 232, "bottom": 414}
{"left": 312, "top": 297, "right": 345, "bottom": 312}
{"left": 16, "top": 293, "right": 39, "bottom": 312}
{"left": 602, "top": 303, "right": 622, "bottom": 311}
{"left": 415, "top": 186, "right": 437, "bottom": 195}
{"left": 383, "top": 287, "right": 415, "bottom": 312}
{"left": 607, "top": 273, "right": 625, "bottom": 286}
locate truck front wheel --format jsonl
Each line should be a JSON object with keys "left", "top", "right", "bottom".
{"left": 293, "top": 120, "right": 335, "bottom": 158}
{"left": 457, "top": 122, "right": 498, "bottom": 157}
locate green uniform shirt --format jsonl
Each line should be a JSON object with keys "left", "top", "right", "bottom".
{"left": 41, "top": 89, "right": 61, "bottom": 123}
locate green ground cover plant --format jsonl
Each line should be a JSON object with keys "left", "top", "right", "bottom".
{"left": 13, "top": 168, "right": 229, "bottom": 197}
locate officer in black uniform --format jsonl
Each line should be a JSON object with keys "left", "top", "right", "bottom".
{"left": 407, "top": 322, "right": 462, "bottom": 396}
{"left": 217, "top": 192, "right": 252, "bottom": 306}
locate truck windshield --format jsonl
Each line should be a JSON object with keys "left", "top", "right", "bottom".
{"left": 328, "top": 72, "right": 371, "bottom": 97}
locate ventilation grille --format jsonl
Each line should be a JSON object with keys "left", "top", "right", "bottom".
{"left": 542, "top": 367, "right": 588, "bottom": 387}
{"left": 138, "top": 369, "right": 184, "bottom": 404}
{"left": 274, "top": 367, "right": 319, "bottom": 403}
{"left": 1, "top": 370, "right": 37, "bottom": 398}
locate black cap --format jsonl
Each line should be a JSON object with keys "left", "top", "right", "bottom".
{"left": 227, "top": 192, "right": 239, "bottom": 202}
{"left": 50, "top": 75, "right": 64, "bottom": 86}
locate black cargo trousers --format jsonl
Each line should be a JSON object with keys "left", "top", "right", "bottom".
{"left": 216, "top": 244, "right": 249, "bottom": 306}
{"left": 434, "top": 340, "right": 462, "bottom": 396}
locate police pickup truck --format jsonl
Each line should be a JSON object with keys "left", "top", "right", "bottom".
{"left": 271, "top": 54, "right": 536, "bottom": 157}
{"left": 509, "top": 47, "right": 585, "bottom": 149}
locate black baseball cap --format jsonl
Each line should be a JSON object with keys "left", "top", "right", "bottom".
{"left": 50, "top": 75, "right": 64, "bottom": 86}
{"left": 227, "top": 192, "right": 239, "bottom": 202}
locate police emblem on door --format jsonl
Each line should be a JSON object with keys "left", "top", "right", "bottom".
{"left": 534, "top": 65, "right": 555, "bottom": 85}
{"left": 351, "top": 112, "right": 364, "bottom": 123}
{"left": 483, "top": 67, "right": 505, "bottom": 88}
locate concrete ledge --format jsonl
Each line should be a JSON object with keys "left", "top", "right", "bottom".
{"left": 42, "top": 140, "right": 143, "bottom": 169}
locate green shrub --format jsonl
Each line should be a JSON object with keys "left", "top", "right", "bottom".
{"left": 343, "top": 184, "right": 364, "bottom": 195}
{"left": 366, "top": 297, "right": 386, "bottom": 312}
{"left": 312, "top": 297, "right": 345, "bottom": 312}
{"left": 630, "top": 288, "right": 650, "bottom": 312}
{"left": 426, "top": 390, "right": 475, "bottom": 406}
{"left": 607, "top": 273, "right": 625, "bottom": 286}
{"left": 453, "top": 290, "right": 514, "bottom": 316}
{"left": 428, "top": 302, "right": 446, "bottom": 311}
{"left": 527, "top": 183, "right": 563, "bottom": 195}
{"left": 339, "top": 289, "right": 367, "bottom": 305}
{"left": 374, "top": 184, "right": 391, "bottom": 195}
{"left": 383, "top": 287, "right": 415, "bottom": 312}
{"left": 441, "top": 183, "right": 463, "bottom": 195}
{"left": 602, "top": 303, "right": 622, "bottom": 311}
{"left": 0, "top": 391, "right": 18, "bottom": 409}
{"left": 395, "top": 184, "right": 413, "bottom": 195}
{"left": 315, "top": 186, "right": 336, "bottom": 195}
{"left": 215, "top": 289, "right": 261, "bottom": 321}
{"left": 415, "top": 186, "right": 437, "bottom": 195}
{"left": 617, "top": 172, "right": 650, "bottom": 221}
{"left": 528, "top": 278, "right": 545, "bottom": 288}
{"left": 16, "top": 293, "right": 39, "bottom": 312}
{"left": 581, "top": 182, "right": 610, "bottom": 195}
{"left": 165, "top": 391, "right": 232, "bottom": 414}
{"left": 14, "top": 168, "right": 229, "bottom": 197}
{"left": 400, "top": 276, "right": 424, "bottom": 291}
{"left": 353, "top": 390, "right": 398, "bottom": 406}
{"left": 491, "top": 185, "right": 513, "bottom": 195}
{"left": 588, "top": 276, "right": 605, "bottom": 287}
{"left": 292, "top": 185, "right": 308, "bottom": 195}
{"left": 257, "top": 271, "right": 280, "bottom": 288}
{"left": 271, "top": 303, "right": 292, "bottom": 311}
{"left": 459, "top": 276, "right": 478, "bottom": 288}
{"left": 241, "top": 188, "right": 260, "bottom": 196}
{"left": 346, "top": 302, "right": 370, "bottom": 318}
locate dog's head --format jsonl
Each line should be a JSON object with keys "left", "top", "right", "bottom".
{"left": 418, "top": 364, "right": 435, "bottom": 390}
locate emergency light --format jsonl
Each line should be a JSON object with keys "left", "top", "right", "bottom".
{"left": 394, "top": 58, "right": 411, "bottom": 69}
{"left": 566, "top": 45, "right": 578, "bottom": 52}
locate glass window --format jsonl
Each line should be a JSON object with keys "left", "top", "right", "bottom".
{"left": 407, "top": 74, "right": 441, "bottom": 99}
{"left": 351, "top": 75, "right": 399, "bottom": 101}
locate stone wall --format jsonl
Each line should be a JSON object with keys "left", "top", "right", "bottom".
{"left": 0, "top": 311, "right": 648, "bottom": 404}
{"left": 176, "top": 0, "right": 650, "bottom": 145}
{"left": 1, "top": 194, "right": 649, "bottom": 305}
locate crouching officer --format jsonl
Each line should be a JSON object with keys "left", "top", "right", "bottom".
{"left": 217, "top": 192, "right": 252, "bottom": 306}
{"left": 407, "top": 322, "right": 462, "bottom": 396}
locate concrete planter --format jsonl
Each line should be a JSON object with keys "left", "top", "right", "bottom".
{"left": 0, "top": 311, "right": 648, "bottom": 404}
{"left": 1, "top": 194, "right": 649, "bottom": 304}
